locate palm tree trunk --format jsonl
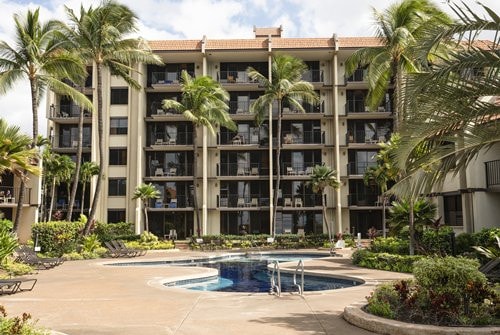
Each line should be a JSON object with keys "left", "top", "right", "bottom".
{"left": 409, "top": 199, "right": 415, "bottom": 256}
{"left": 13, "top": 78, "right": 38, "bottom": 232}
{"left": 143, "top": 206, "right": 149, "bottom": 232}
{"left": 48, "top": 179, "right": 56, "bottom": 221}
{"left": 393, "top": 68, "right": 404, "bottom": 132}
{"left": 192, "top": 128, "right": 201, "bottom": 236}
{"left": 87, "top": 64, "right": 104, "bottom": 234}
{"left": 322, "top": 191, "right": 331, "bottom": 242}
{"left": 67, "top": 99, "right": 85, "bottom": 220}
{"left": 272, "top": 99, "right": 282, "bottom": 235}
{"left": 80, "top": 182, "right": 86, "bottom": 216}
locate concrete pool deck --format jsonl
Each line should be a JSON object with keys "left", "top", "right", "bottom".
{"left": 1, "top": 249, "right": 411, "bottom": 335}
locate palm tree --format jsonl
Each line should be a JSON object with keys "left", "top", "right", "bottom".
{"left": 79, "top": 162, "right": 99, "bottom": 217}
{"left": 43, "top": 152, "right": 75, "bottom": 221}
{"left": 0, "top": 8, "right": 92, "bottom": 231}
{"left": 132, "top": 183, "right": 160, "bottom": 232}
{"left": 63, "top": 1, "right": 163, "bottom": 233}
{"left": 248, "top": 54, "right": 319, "bottom": 236}
{"left": 345, "top": 0, "right": 451, "bottom": 131}
{"left": 308, "top": 165, "right": 340, "bottom": 250}
{"left": 390, "top": 3, "right": 500, "bottom": 199}
{"left": 387, "top": 198, "right": 436, "bottom": 237}
{"left": 0, "top": 119, "right": 39, "bottom": 178}
{"left": 163, "top": 71, "right": 236, "bottom": 236}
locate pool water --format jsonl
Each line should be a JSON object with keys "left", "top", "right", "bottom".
{"left": 174, "top": 254, "right": 361, "bottom": 292}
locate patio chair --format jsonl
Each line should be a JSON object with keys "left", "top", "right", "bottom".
{"left": 104, "top": 241, "right": 139, "bottom": 258}
{"left": 294, "top": 198, "right": 303, "bottom": 207}
{"left": 287, "top": 167, "right": 296, "bottom": 175}
{"left": 169, "top": 199, "right": 178, "bottom": 208}
{"left": 0, "top": 278, "right": 37, "bottom": 295}
{"left": 237, "top": 198, "right": 245, "bottom": 207}
{"left": 155, "top": 168, "right": 164, "bottom": 176}
{"left": 284, "top": 198, "right": 292, "bottom": 207}
{"left": 114, "top": 240, "right": 147, "bottom": 256}
{"left": 251, "top": 198, "right": 259, "bottom": 207}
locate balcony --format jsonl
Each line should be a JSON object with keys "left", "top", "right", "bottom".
{"left": 282, "top": 131, "right": 324, "bottom": 145}
{"left": 348, "top": 193, "right": 379, "bottom": 207}
{"left": 229, "top": 100, "right": 252, "bottom": 115}
{"left": 346, "top": 130, "right": 389, "bottom": 145}
{"left": 282, "top": 101, "right": 324, "bottom": 115}
{"left": 55, "top": 140, "right": 91, "bottom": 150}
{"left": 218, "top": 71, "right": 257, "bottom": 84}
{"left": 150, "top": 71, "right": 194, "bottom": 85}
{"left": 149, "top": 132, "right": 193, "bottom": 147}
{"left": 0, "top": 186, "right": 32, "bottom": 205}
{"left": 48, "top": 104, "right": 91, "bottom": 120}
{"left": 345, "top": 68, "right": 368, "bottom": 83}
{"left": 485, "top": 159, "right": 500, "bottom": 190}
{"left": 219, "top": 132, "right": 266, "bottom": 146}
{"left": 218, "top": 195, "right": 269, "bottom": 208}
{"left": 347, "top": 161, "right": 377, "bottom": 176}
{"left": 302, "top": 70, "right": 324, "bottom": 83}
{"left": 218, "top": 163, "right": 264, "bottom": 177}
{"left": 147, "top": 164, "right": 193, "bottom": 178}
{"left": 281, "top": 162, "right": 319, "bottom": 176}
{"left": 148, "top": 101, "right": 182, "bottom": 117}
{"left": 149, "top": 195, "right": 192, "bottom": 209}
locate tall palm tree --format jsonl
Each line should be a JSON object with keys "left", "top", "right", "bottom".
{"left": 248, "top": 54, "right": 318, "bottom": 236}
{"left": 308, "top": 165, "right": 340, "bottom": 249}
{"left": 64, "top": 1, "right": 162, "bottom": 233}
{"left": 391, "top": 2, "right": 500, "bottom": 198}
{"left": 345, "top": 0, "right": 451, "bottom": 131}
{"left": 79, "top": 162, "right": 99, "bottom": 217}
{"left": 132, "top": 183, "right": 160, "bottom": 232}
{"left": 0, "top": 8, "right": 92, "bottom": 231}
{"left": 162, "top": 70, "right": 236, "bottom": 236}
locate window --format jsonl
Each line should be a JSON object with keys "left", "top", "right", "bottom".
{"left": 443, "top": 195, "right": 463, "bottom": 226}
{"left": 110, "top": 88, "right": 128, "bottom": 104}
{"left": 107, "top": 209, "right": 126, "bottom": 223}
{"left": 110, "top": 118, "right": 128, "bottom": 135}
{"left": 109, "top": 149, "right": 127, "bottom": 165}
{"left": 108, "top": 178, "right": 126, "bottom": 196}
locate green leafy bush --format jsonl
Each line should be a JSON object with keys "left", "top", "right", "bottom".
{"left": 352, "top": 249, "right": 422, "bottom": 273}
{"left": 418, "top": 227, "right": 455, "bottom": 255}
{"left": 0, "top": 222, "right": 18, "bottom": 264}
{"left": 370, "top": 237, "right": 409, "bottom": 255}
{"left": 32, "top": 221, "right": 85, "bottom": 256}
{"left": 0, "top": 259, "right": 33, "bottom": 278}
{"left": 0, "top": 305, "right": 48, "bottom": 334}
{"left": 93, "top": 221, "right": 136, "bottom": 243}
{"left": 366, "top": 257, "right": 500, "bottom": 326}
{"left": 81, "top": 234, "right": 101, "bottom": 253}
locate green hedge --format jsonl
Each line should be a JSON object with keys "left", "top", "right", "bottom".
{"left": 32, "top": 221, "right": 85, "bottom": 256}
{"left": 93, "top": 221, "right": 137, "bottom": 243}
{"left": 352, "top": 249, "right": 423, "bottom": 273}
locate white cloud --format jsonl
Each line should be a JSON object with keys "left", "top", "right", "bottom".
{"left": 0, "top": 0, "right": 498, "bottom": 137}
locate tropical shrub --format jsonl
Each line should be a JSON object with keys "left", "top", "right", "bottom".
{"left": 0, "top": 305, "right": 48, "bottom": 335}
{"left": 352, "top": 249, "right": 422, "bottom": 273}
{"left": 366, "top": 257, "right": 500, "bottom": 326}
{"left": 418, "top": 226, "right": 455, "bottom": 255}
{"left": 81, "top": 234, "right": 101, "bottom": 253}
{"left": 0, "top": 259, "right": 32, "bottom": 277}
{"left": 370, "top": 237, "right": 409, "bottom": 255}
{"left": 31, "top": 221, "right": 85, "bottom": 256}
{"left": 93, "top": 222, "right": 136, "bottom": 243}
{"left": 387, "top": 198, "right": 436, "bottom": 236}
{"left": 0, "top": 223, "right": 18, "bottom": 264}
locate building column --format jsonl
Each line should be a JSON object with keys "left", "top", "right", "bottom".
{"left": 333, "top": 34, "right": 342, "bottom": 233}
{"left": 202, "top": 51, "right": 208, "bottom": 235}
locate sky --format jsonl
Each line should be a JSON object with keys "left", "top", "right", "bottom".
{"left": 0, "top": 0, "right": 498, "bottom": 137}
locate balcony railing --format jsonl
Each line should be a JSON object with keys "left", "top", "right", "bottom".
{"left": 48, "top": 104, "right": 91, "bottom": 118}
{"left": 229, "top": 101, "right": 253, "bottom": 114}
{"left": 217, "top": 163, "right": 263, "bottom": 176}
{"left": 219, "top": 132, "right": 266, "bottom": 145}
{"left": 348, "top": 193, "right": 379, "bottom": 206}
{"left": 283, "top": 101, "right": 324, "bottom": 114}
{"left": 57, "top": 140, "right": 91, "bottom": 149}
{"left": 150, "top": 71, "right": 194, "bottom": 85}
{"left": 0, "top": 186, "right": 32, "bottom": 205}
{"left": 302, "top": 70, "right": 324, "bottom": 83}
{"left": 485, "top": 159, "right": 500, "bottom": 188}
{"left": 282, "top": 131, "right": 324, "bottom": 144}
{"left": 150, "top": 132, "right": 193, "bottom": 146}
{"left": 149, "top": 102, "right": 180, "bottom": 117}
{"left": 345, "top": 68, "right": 367, "bottom": 82}
{"left": 347, "top": 161, "right": 377, "bottom": 175}
{"left": 346, "top": 130, "right": 390, "bottom": 144}
{"left": 218, "top": 194, "right": 270, "bottom": 208}
{"left": 281, "top": 162, "right": 321, "bottom": 176}
{"left": 150, "top": 195, "right": 192, "bottom": 208}
{"left": 148, "top": 164, "right": 193, "bottom": 177}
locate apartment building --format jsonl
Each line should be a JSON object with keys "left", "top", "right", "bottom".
{"left": 44, "top": 27, "right": 442, "bottom": 239}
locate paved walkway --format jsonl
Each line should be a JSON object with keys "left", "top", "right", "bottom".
{"left": 2, "top": 249, "right": 411, "bottom": 335}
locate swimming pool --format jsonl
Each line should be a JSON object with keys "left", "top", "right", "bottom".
{"left": 108, "top": 253, "right": 362, "bottom": 293}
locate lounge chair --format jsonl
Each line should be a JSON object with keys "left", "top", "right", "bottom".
{"left": 114, "top": 240, "right": 147, "bottom": 256}
{"left": 0, "top": 278, "right": 37, "bottom": 295}
{"left": 104, "top": 241, "right": 138, "bottom": 258}
{"left": 15, "top": 246, "right": 63, "bottom": 270}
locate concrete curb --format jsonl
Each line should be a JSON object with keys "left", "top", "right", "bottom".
{"left": 343, "top": 303, "right": 500, "bottom": 335}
